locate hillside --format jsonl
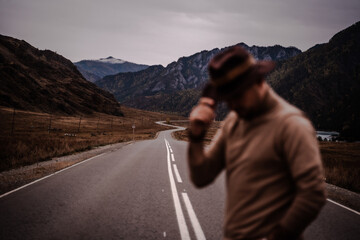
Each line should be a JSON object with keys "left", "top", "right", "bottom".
{"left": 74, "top": 56, "right": 149, "bottom": 82}
{"left": 94, "top": 22, "right": 360, "bottom": 139}
{"left": 267, "top": 21, "right": 360, "bottom": 139}
{"left": 96, "top": 43, "right": 301, "bottom": 112}
{"left": 0, "top": 35, "right": 122, "bottom": 116}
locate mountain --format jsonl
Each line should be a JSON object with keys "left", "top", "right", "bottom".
{"left": 74, "top": 56, "right": 149, "bottom": 82}
{"left": 267, "top": 21, "right": 360, "bottom": 139}
{"left": 95, "top": 43, "right": 301, "bottom": 111}
{"left": 95, "top": 20, "right": 360, "bottom": 140}
{"left": 0, "top": 35, "right": 122, "bottom": 116}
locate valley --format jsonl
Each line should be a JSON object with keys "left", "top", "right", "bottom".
{"left": 0, "top": 106, "right": 183, "bottom": 172}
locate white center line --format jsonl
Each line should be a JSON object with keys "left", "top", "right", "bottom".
{"left": 173, "top": 164, "right": 183, "bottom": 183}
{"left": 182, "top": 192, "right": 207, "bottom": 240}
{"left": 165, "top": 139, "right": 190, "bottom": 240}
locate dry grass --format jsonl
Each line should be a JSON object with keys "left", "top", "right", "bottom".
{"left": 171, "top": 121, "right": 221, "bottom": 144}
{"left": 1, "top": 107, "right": 358, "bottom": 193}
{"left": 172, "top": 122, "right": 360, "bottom": 193}
{"left": 319, "top": 141, "right": 360, "bottom": 193}
{"left": 0, "top": 106, "right": 184, "bottom": 171}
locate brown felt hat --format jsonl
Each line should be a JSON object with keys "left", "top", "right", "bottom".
{"left": 206, "top": 46, "right": 275, "bottom": 100}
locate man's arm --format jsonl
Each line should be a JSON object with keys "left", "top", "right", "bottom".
{"left": 269, "top": 115, "right": 326, "bottom": 239}
{"left": 188, "top": 97, "right": 225, "bottom": 187}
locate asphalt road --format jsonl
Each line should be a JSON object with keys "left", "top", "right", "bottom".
{"left": 0, "top": 125, "right": 359, "bottom": 239}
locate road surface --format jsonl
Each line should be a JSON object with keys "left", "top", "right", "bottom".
{"left": 0, "top": 125, "right": 359, "bottom": 239}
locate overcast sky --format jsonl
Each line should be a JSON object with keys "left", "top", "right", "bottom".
{"left": 1, "top": 0, "right": 359, "bottom": 66}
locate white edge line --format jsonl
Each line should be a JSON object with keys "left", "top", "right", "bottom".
{"left": 165, "top": 139, "right": 190, "bottom": 240}
{"left": 173, "top": 164, "right": 183, "bottom": 183}
{"left": 182, "top": 192, "right": 206, "bottom": 240}
{"left": 327, "top": 199, "right": 360, "bottom": 215}
{"left": 0, "top": 153, "right": 106, "bottom": 199}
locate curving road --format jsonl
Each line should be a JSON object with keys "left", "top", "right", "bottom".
{"left": 0, "top": 125, "right": 359, "bottom": 239}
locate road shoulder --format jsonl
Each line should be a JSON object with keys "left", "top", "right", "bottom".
{"left": 0, "top": 141, "right": 130, "bottom": 195}
{"left": 326, "top": 183, "right": 360, "bottom": 213}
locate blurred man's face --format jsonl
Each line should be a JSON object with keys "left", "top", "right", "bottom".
{"left": 225, "top": 82, "right": 263, "bottom": 119}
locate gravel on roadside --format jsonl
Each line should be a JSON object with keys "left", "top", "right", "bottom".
{"left": 326, "top": 183, "right": 360, "bottom": 213}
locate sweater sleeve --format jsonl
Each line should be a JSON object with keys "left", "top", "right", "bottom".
{"left": 187, "top": 125, "right": 226, "bottom": 187}
{"left": 278, "top": 115, "right": 326, "bottom": 237}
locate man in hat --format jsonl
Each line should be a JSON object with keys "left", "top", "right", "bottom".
{"left": 187, "top": 46, "right": 326, "bottom": 240}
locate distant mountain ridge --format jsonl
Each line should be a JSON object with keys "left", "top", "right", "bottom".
{"left": 95, "top": 43, "right": 301, "bottom": 107}
{"left": 95, "top": 56, "right": 126, "bottom": 64}
{"left": 0, "top": 35, "right": 122, "bottom": 116}
{"left": 74, "top": 56, "right": 149, "bottom": 82}
{"left": 94, "top": 21, "right": 360, "bottom": 139}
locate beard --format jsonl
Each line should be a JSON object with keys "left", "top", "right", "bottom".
{"left": 234, "top": 107, "right": 259, "bottom": 120}
{"left": 233, "top": 93, "right": 266, "bottom": 120}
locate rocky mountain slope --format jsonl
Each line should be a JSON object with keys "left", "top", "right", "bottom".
{"left": 95, "top": 43, "right": 301, "bottom": 108}
{"left": 74, "top": 56, "right": 149, "bottom": 82}
{"left": 267, "top": 21, "right": 360, "bottom": 139}
{"left": 0, "top": 35, "right": 122, "bottom": 116}
{"left": 94, "top": 21, "right": 360, "bottom": 139}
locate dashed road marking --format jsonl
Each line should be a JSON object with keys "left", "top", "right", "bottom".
{"left": 165, "top": 139, "right": 190, "bottom": 240}
{"left": 165, "top": 138, "right": 207, "bottom": 240}
{"left": 173, "top": 164, "right": 183, "bottom": 183}
{"left": 182, "top": 192, "right": 206, "bottom": 240}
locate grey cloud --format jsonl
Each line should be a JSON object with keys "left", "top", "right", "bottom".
{"left": 1, "top": 0, "right": 359, "bottom": 66}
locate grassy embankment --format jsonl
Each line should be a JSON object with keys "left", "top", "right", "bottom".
{"left": 0, "top": 106, "right": 183, "bottom": 172}
{"left": 172, "top": 121, "right": 360, "bottom": 193}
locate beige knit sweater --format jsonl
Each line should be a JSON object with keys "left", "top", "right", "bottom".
{"left": 188, "top": 89, "right": 326, "bottom": 240}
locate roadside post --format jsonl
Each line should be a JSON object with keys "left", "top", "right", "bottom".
{"left": 132, "top": 124, "right": 135, "bottom": 141}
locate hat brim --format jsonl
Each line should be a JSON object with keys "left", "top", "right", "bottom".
{"left": 255, "top": 60, "right": 276, "bottom": 77}
{"left": 215, "top": 60, "right": 275, "bottom": 101}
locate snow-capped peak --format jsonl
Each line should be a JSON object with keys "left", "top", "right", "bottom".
{"left": 96, "top": 56, "right": 126, "bottom": 64}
